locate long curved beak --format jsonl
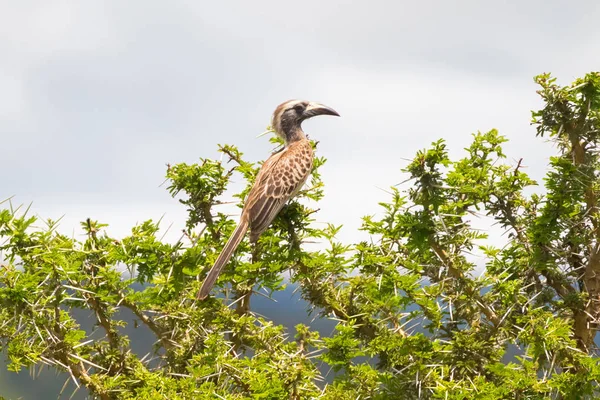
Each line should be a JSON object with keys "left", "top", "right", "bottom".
{"left": 302, "top": 102, "right": 340, "bottom": 119}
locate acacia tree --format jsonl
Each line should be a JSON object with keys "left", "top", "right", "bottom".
{"left": 0, "top": 72, "right": 599, "bottom": 399}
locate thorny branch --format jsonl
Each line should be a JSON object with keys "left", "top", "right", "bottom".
{"left": 428, "top": 238, "right": 500, "bottom": 326}
{"left": 120, "top": 297, "right": 174, "bottom": 350}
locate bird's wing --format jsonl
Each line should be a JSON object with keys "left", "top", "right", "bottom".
{"left": 244, "top": 141, "right": 313, "bottom": 238}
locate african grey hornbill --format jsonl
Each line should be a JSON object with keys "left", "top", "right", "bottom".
{"left": 197, "top": 100, "right": 339, "bottom": 300}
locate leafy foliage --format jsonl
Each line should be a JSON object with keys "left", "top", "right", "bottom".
{"left": 1, "top": 72, "right": 600, "bottom": 399}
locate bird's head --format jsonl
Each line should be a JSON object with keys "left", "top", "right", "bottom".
{"left": 271, "top": 100, "right": 339, "bottom": 143}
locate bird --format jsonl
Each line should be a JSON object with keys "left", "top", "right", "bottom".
{"left": 197, "top": 99, "right": 339, "bottom": 300}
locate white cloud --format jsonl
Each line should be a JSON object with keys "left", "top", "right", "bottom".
{"left": 0, "top": 0, "right": 598, "bottom": 256}
{"left": 0, "top": 72, "right": 26, "bottom": 120}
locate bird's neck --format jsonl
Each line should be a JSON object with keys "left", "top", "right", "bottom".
{"left": 283, "top": 127, "right": 306, "bottom": 145}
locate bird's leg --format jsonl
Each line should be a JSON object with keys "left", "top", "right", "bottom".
{"left": 234, "top": 286, "right": 252, "bottom": 317}
{"left": 282, "top": 204, "right": 301, "bottom": 252}
{"left": 229, "top": 241, "right": 260, "bottom": 352}
{"left": 234, "top": 240, "right": 260, "bottom": 317}
{"left": 288, "top": 223, "right": 300, "bottom": 252}
{"left": 251, "top": 239, "right": 261, "bottom": 264}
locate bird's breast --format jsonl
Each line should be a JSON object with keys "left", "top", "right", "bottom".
{"left": 284, "top": 140, "right": 313, "bottom": 195}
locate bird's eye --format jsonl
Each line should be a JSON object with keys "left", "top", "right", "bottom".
{"left": 293, "top": 104, "right": 305, "bottom": 113}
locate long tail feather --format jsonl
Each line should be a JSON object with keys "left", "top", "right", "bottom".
{"left": 197, "top": 219, "right": 249, "bottom": 300}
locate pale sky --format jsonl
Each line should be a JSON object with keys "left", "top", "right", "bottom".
{"left": 2, "top": 1, "right": 599, "bottom": 248}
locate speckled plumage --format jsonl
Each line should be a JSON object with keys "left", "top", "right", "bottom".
{"left": 245, "top": 139, "right": 313, "bottom": 241}
{"left": 198, "top": 100, "right": 339, "bottom": 300}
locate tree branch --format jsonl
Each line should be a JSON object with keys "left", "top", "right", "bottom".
{"left": 429, "top": 238, "right": 500, "bottom": 326}
{"left": 120, "top": 298, "right": 174, "bottom": 350}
